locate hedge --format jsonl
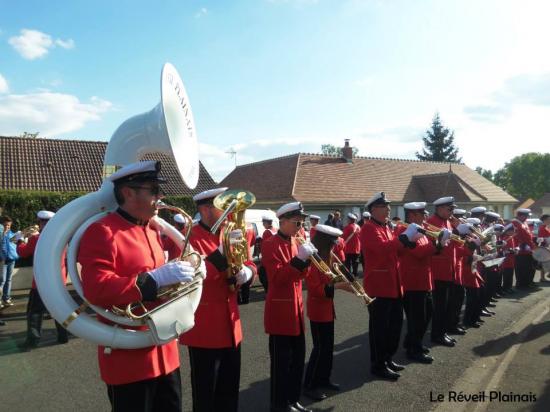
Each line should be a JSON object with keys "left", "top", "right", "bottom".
{"left": 1, "top": 189, "right": 197, "bottom": 266}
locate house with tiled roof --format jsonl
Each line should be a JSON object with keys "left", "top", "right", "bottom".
{"left": 526, "top": 193, "right": 550, "bottom": 217}
{"left": 220, "top": 140, "right": 518, "bottom": 220}
{"left": 0, "top": 135, "right": 217, "bottom": 195}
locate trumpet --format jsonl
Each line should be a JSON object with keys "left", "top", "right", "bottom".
{"left": 296, "top": 237, "right": 375, "bottom": 305}
{"left": 402, "top": 222, "right": 465, "bottom": 245}
{"left": 112, "top": 201, "right": 204, "bottom": 320}
{"left": 10, "top": 225, "right": 40, "bottom": 242}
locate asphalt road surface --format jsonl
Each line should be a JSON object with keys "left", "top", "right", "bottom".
{"left": 1, "top": 279, "right": 548, "bottom": 412}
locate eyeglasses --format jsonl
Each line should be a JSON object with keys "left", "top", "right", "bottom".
{"left": 128, "top": 185, "right": 163, "bottom": 196}
{"left": 289, "top": 220, "right": 304, "bottom": 228}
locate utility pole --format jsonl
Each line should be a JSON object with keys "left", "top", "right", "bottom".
{"left": 226, "top": 147, "right": 237, "bottom": 168}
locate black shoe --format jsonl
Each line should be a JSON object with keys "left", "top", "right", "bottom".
{"left": 371, "top": 365, "right": 400, "bottom": 380}
{"left": 448, "top": 327, "right": 466, "bottom": 335}
{"left": 270, "top": 405, "right": 300, "bottom": 412}
{"left": 386, "top": 360, "right": 405, "bottom": 371}
{"left": 476, "top": 318, "right": 485, "bottom": 323}
{"left": 57, "top": 337, "right": 69, "bottom": 344}
{"left": 464, "top": 322, "right": 481, "bottom": 328}
{"left": 303, "top": 387, "right": 327, "bottom": 401}
{"left": 292, "top": 402, "right": 313, "bottom": 412}
{"left": 444, "top": 334, "right": 457, "bottom": 343}
{"left": 421, "top": 346, "right": 430, "bottom": 354}
{"left": 480, "top": 310, "right": 493, "bottom": 317}
{"left": 319, "top": 381, "right": 340, "bottom": 391}
{"left": 431, "top": 336, "right": 455, "bottom": 347}
{"left": 487, "top": 302, "right": 496, "bottom": 307}
{"left": 485, "top": 309, "right": 496, "bottom": 315}
{"left": 407, "top": 351, "right": 434, "bottom": 364}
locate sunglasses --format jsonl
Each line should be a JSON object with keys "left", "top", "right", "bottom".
{"left": 128, "top": 185, "right": 163, "bottom": 196}
{"left": 289, "top": 219, "right": 304, "bottom": 228}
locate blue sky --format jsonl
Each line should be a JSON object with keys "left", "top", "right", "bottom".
{"left": 1, "top": 0, "right": 550, "bottom": 182}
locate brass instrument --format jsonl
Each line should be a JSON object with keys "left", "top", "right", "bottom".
{"left": 113, "top": 201, "right": 203, "bottom": 320}
{"left": 403, "top": 222, "right": 465, "bottom": 245}
{"left": 296, "top": 237, "right": 374, "bottom": 305}
{"left": 211, "top": 189, "right": 256, "bottom": 289}
{"left": 10, "top": 225, "right": 39, "bottom": 242}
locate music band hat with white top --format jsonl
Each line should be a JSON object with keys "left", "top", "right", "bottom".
{"left": 516, "top": 208, "right": 532, "bottom": 215}
{"left": 404, "top": 202, "right": 427, "bottom": 211}
{"left": 366, "top": 192, "right": 390, "bottom": 209}
{"left": 362, "top": 211, "right": 371, "bottom": 218}
{"left": 433, "top": 196, "right": 456, "bottom": 207}
{"left": 37, "top": 210, "right": 55, "bottom": 220}
{"left": 503, "top": 223, "right": 515, "bottom": 232}
{"left": 309, "top": 215, "right": 321, "bottom": 221}
{"left": 174, "top": 214, "right": 186, "bottom": 224}
{"left": 193, "top": 187, "right": 228, "bottom": 205}
{"left": 276, "top": 202, "right": 308, "bottom": 219}
{"left": 108, "top": 160, "right": 167, "bottom": 184}
{"left": 492, "top": 224, "right": 505, "bottom": 232}
{"left": 347, "top": 213, "right": 358, "bottom": 220}
{"left": 466, "top": 217, "right": 481, "bottom": 225}
{"left": 470, "top": 206, "right": 487, "bottom": 214}
{"left": 262, "top": 214, "right": 275, "bottom": 222}
{"left": 485, "top": 211, "right": 501, "bottom": 220}
{"left": 313, "top": 224, "right": 343, "bottom": 238}
{"left": 453, "top": 208, "right": 466, "bottom": 216}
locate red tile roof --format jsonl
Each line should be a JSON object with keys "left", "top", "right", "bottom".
{"left": 221, "top": 153, "right": 517, "bottom": 205}
{"left": 0, "top": 136, "right": 216, "bottom": 195}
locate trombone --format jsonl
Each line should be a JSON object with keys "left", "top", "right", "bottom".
{"left": 402, "top": 222, "right": 465, "bottom": 245}
{"left": 296, "top": 237, "right": 375, "bottom": 305}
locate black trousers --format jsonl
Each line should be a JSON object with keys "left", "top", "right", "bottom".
{"left": 403, "top": 291, "right": 431, "bottom": 354}
{"left": 515, "top": 254, "right": 535, "bottom": 287}
{"left": 502, "top": 267, "right": 514, "bottom": 291}
{"left": 464, "top": 287, "right": 482, "bottom": 324}
{"left": 238, "top": 278, "right": 252, "bottom": 304}
{"left": 269, "top": 333, "right": 306, "bottom": 408}
{"left": 448, "top": 283, "right": 465, "bottom": 329}
{"left": 258, "top": 266, "right": 268, "bottom": 292}
{"left": 304, "top": 321, "right": 334, "bottom": 388}
{"left": 26, "top": 288, "right": 68, "bottom": 344}
{"left": 107, "top": 369, "right": 182, "bottom": 412}
{"left": 367, "top": 297, "right": 403, "bottom": 366}
{"left": 344, "top": 253, "right": 360, "bottom": 277}
{"left": 431, "top": 280, "right": 454, "bottom": 339}
{"left": 482, "top": 266, "right": 499, "bottom": 305}
{"left": 188, "top": 345, "right": 241, "bottom": 412}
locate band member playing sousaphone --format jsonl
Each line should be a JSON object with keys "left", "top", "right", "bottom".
{"left": 262, "top": 201, "right": 315, "bottom": 412}
{"left": 303, "top": 224, "right": 356, "bottom": 401}
{"left": 360, "top": 192, "right": 421, "bottom": 380}
{"left": 179, "top": 187, "right": 257, "bottom": 412}
{"left": 78, "top": 161, "right": 203, "bottom": 412}
{"left": 396, "top": 202, "right": 450, "bottom": 364}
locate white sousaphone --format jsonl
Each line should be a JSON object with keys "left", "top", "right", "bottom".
{"left": 34, "top": 63, "right": 202, "bottom": 349}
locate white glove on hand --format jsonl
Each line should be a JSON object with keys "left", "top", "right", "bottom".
{"left": 457, "top": 223, "right": 473, "bottom": 235}
{"left": 439, "top": 228, "right": 451, "bottom": 246}
{"left": 148, "top": 261, "right": 195, "bottom": 288}
{"left": 236, "top": 266, "right": 253, "bottom": 285}
{"left": 195, "top": 259, "right": 207, "bottom": 280}
{"left": 297, "top": 242, "right": 318, "bottom": 261}
{"left": 536, "top": 237, "right": 545, "bottom": 246}
{"left": 13, "top": 231, "right": 24, "bottom": 242}
{"left": 403, "top": 223, "right": 422, "bottom": 242}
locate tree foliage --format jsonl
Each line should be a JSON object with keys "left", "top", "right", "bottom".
{"left": 475, "top": 166, "right": 494, "bottom": 181}
{"left": 321, "top": 144, "right": 359, "bottom": 156}
{"left": 416, "top": 113, "right": 461, "bottom": 162}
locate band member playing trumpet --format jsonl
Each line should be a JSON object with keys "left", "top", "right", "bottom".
{"left": 513, "top": 208, "right": 537, "bottom": 289}
{"left": 16, "top": 210, "right": 69, "bottom": 349}
{"left": 179, "top": 187, "right": 256, "bottom": 412}
{"left": 303, "top": 224, "right": 355, "bottom": 401}
{"left": 79, "top": 161, "right": 202, "bottom": 412}
{"left": 360, "top": 192, "right": 421, "bottom": 380}
{"left": 396, "top": 202, "right": 449, "bottom": 364}
{"left": 343, "top": 213, "right": 361, "bottom": 278}
{"left": 262, "top": 201, "right": 315, "bottom": 412}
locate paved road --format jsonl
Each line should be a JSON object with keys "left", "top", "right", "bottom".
{"left": 1, "top": 280, "right": 548, "bottom": 412}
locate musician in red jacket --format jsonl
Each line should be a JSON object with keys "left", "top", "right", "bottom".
{"left": 343, "top": 213, "right": 361, "bottom": 278}
{"left": 303, "top": 224, "right": 354, "bottom": 401}
{"left": 396, "top": 202, "right": 449, "bottom": 364}
{"left": 259, "top": 214, "right": 278, "bottom": 292}
{"left": 262, "top": 201, "right": 316, "bottom": 412}
{"left": 79, "top": 161, "right": 200, "bottom": 412}
{"left": 16, "top": 210, "right": 69, "bottom": 349}
{"left": 308, "top": 214, "right": 320, "bottom": 239}
{"left": 512, "top": 208, "right": 536, "bottom": 289}
{"left": 500, "top": 223, "right": 517, "bottom": 294}
{"left": 360, "top": 192, "right": 421, "bottom": 380}
{"left": 457, "top": 225, "right": 484, "bottom": 328}
{"left": 179, "top": 187, "right": 256, "bottom": 412}
{"left": 537, "top": 214, "right": 550, "bottom": 282}
{"left": 427, "top": 196, "right": 461, "bottom": 347}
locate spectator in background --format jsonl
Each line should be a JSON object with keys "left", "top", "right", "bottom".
{"left": 0, "top": 221, "right": 4, "bottom": 326}
{"left": 332, "top": 211, "right": 344, "bottom": 230}
{"left": 324, "top": 213, "right": 334, "bottom": 226}
{"left": 1, "top": 216, "right": 19, "bottom": 308}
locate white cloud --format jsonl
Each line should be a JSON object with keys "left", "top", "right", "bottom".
{"left": 8, "top": 29, "right": 75, "bottom": 60}
{"left": 0, "top": 91, "right": 112, "bottom": 137}
{"left": 194, "top": 8, "right": 208, "bottom": 19}
{"left": 0, "top": 74, "right": 8, "bottom": 93}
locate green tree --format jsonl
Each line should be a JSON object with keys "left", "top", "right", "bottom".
{"left": 416, "top": 113, "right": 461, "bottom": 162}
{"left": 321, "top": 144, "right": 359, "bottom": 156}
{"left": 475, "top": 166, "right": 494, "bottom": 181}
{"left": 20, "top": 131, "right": 40, "bottom": 138}
{"left": 492, "top": 152, "right": 550, "bottom": 200}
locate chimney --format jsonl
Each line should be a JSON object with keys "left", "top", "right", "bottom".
{"left": 342, "top": 139, "right": 353, "bottom": 163}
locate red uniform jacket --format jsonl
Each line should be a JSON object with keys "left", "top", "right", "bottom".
{"left": 538, "top": 225, "right": 550, "bottom": 243}
{"left": 261, "top": 227, "right": 277, "bottom": 256}
{"left": 501, "top": 235, "right": 516, "bottom": 269}
{"left": 427, "top": 215, "right": 457, "bottom": 282}
{"left": 179, "top": 222, "right": 256, "bottom": 348}
{"left": 512, "top": 219, "right": 535, "bottom": 255}
{"left": 306, "top": 263, "right": 335, "bottom": 322}
{"left": 161, "top": 234, "right": 183, "bottom": 261}
{"left": 395, "top": 225, "right": 436, "bottom": 292}
{"left": 78, "top": 212, "right": 179, "bottom": 385}
{"left": 17, "top": 234, "right": 67, "bottom": 289}
{"left": 360, "top": 219, "right": 404, "bottom": 298}
{"left": 343, "top": 223, "right": 361, "bottom": 254}
{"left": 458, "top": 246, "right": 481, "bottom": 289}
{"left": 262, "top": 232, "right": 310, "bottom": 335}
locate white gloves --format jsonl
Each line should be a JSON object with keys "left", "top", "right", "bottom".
{"left": 236, "top": 266, "right": 253, "bottom": 285}
{"left": 196, "top": 259, "right": 207, "bottom": 280}
{"left": 439, "top": 228, "right": 451, "bottom": 246}
{"left": 13, "top": 231, "right": 24, "bottom": 242}
{"left": 457, "top": 223, "right": 473, "bottom": 235}
{"left": 218, "top": 229, "right": 244, "bottom": 255}
{"left": 148, "top": 261, "right": 195, "bottom": 288}
{"left": 297, "top": 242, "right": 318, "bottom": 261}
{"left": 403, "top": 223, "right": 422, "bottom": 242}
